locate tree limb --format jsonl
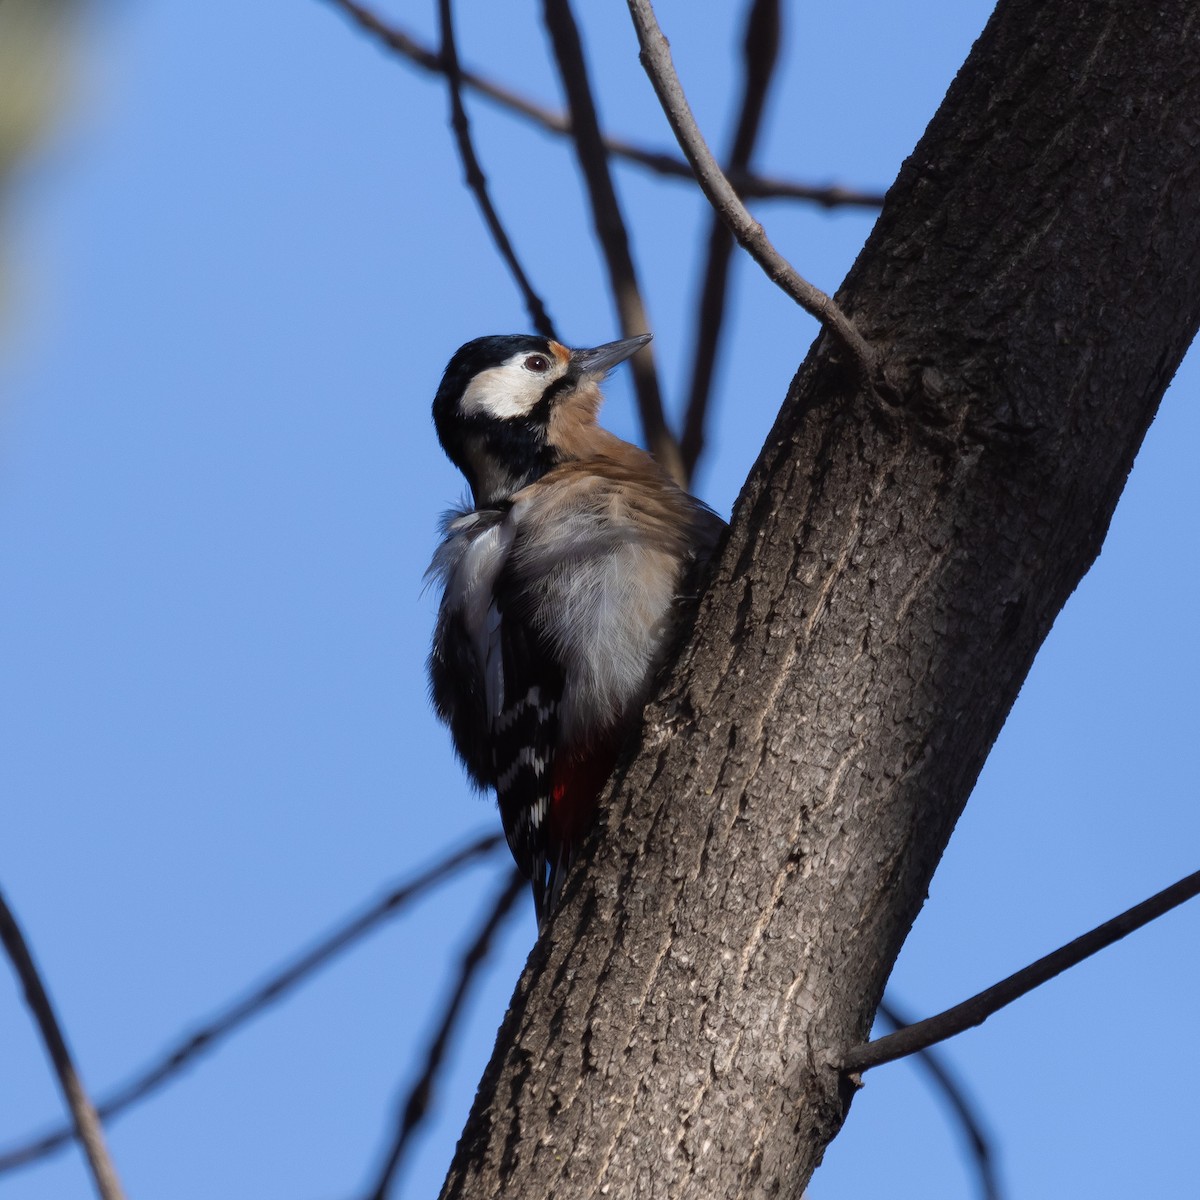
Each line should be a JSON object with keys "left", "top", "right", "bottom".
{"left": 439, "top": 3, "right": 1200, "bottom": 1195}
{"left": 681, "top": 0, "right": 782, "bottom": 480}
{"left": 848, "top": 870, "right": 1200, "bottom": 1073}
{"left": 436, "top": 0, "right": 557, "bottom": 339}
{"left": 0, "top": 888, "right": 127, "bottom": 1200}
{"left": 319, "top": 0, "right": 885, "bottom": 210}
{"left": 541, "top": 0, "right": 682, "bottom": 482}
{"left": 0, "top": 832, "right": 503, "bottom": 1176}
{"left": 626, "top": 0, "right": 875, "bottom": 377}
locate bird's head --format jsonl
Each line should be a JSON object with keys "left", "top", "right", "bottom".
{"left": 432, "top": 332, "right": 650, "bottom": 507}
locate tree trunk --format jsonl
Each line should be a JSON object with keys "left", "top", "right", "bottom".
{"left": 441, "top": 1, "right": 1200, "bottom": 1196}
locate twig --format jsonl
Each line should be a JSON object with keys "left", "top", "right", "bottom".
{"left": 0, "top": 889, "right": 127, "bottom": 1200}
{"left": 362, "top": 868, "right": 525, "bottom": 1200}
{"left": 0, "top": 832, "right": 504, "bottom": 1176}
{"left": 722, "top": 172, "right": 883, "bottom": 208}
{"left": 845, "top": 869, "right": 1200, "bottom": 1074}
{"left": 541, "top": 0, "right": 683, "bottom": 483}
{"left": 437, "top": 0, "right": 557, "bottom": 339}
{"left": 681, "top": 0, "right": 781, "bottom": 480}
{"left": 625, "top": 0, "right": 876, "bottom": 377}
{"left": 321, "top": 0, "right": 886, "bottom": 210}
{"left": 877, "top": 998, "right": 1002, "bottom": 1200}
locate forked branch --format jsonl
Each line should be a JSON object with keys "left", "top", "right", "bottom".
{"left": 321, "top": 0, "right": 885, "bottom": 210}
{"left": 0, "top": 833, "right": 504, "bottom": 1176}
{"left": 625, "top": 0, "right": 875, "bottom": 376}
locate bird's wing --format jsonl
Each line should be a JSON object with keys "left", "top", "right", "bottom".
{"left": 426, "top": 507, "right": 513, "bottom": 789}
{"left": 488, "top": 564, "right": 564, "bottom": 922}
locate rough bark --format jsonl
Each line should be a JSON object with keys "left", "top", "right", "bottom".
{"left": 441, "top": 1, "right": 1200, "bottom": 1197}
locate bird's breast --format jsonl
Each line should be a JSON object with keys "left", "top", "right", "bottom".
{"left": 509, "top": 477, "right": 690, "bottom": 742}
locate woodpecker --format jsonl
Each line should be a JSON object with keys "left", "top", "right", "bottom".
{"left": 427, "top": 332, "right": 724, "bottom": 927}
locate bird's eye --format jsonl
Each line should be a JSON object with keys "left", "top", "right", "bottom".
{"left": 523, "top": 354, "right": 550, "bottom": 373}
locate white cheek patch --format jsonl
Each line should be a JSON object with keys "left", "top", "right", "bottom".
{"left": 459, "top": 355, "right": 567, "bottom": 420}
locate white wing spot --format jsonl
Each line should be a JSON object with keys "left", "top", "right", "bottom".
{"left": 496, "top": 749, "right": 550, "bottom": 795}
{"left": 494, "top": 686, "right": 558, "bottom": 733}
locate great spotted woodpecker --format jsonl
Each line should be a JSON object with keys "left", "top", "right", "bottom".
{"left": 427, "top": 333, "right": 724, "bottom": 926}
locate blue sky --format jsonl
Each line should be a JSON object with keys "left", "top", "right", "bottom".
{"left": 2, "top": 2, "right": 1197, "bottom": 1198}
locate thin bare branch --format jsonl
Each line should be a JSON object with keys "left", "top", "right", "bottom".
{"left": 625, "top": 0, "right": 876, "bottom": 378}
{"left": 436, "top": 0, "right": 557, "bottom": 339}
{"left": 681, "top": 0, "right": 782, "bottom": 480}
{"left": 846, "top": 869, "right": 1200, "bottom": 1074}
{"left": 541, "top": 0, "right": 683, "bottom": 482}
{"left": 0, "top": 832, "right": 504, "bottom": 1177}
{"left": 877, "top": 998, "right": 1002, "bottom": 1200}
{"left": 725, "top": 172, "right": 884, "bottom": 208}
{"left": 0, "top": 889, "right": 127, "bottom": 1200}
{"left": 363, "top": 867, "right": 525, "bottom": 1200}
{"left": 320, "top": 0, "right": 885, "bottom": 210}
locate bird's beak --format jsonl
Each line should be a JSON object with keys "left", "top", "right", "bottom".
{"left": 569, "top": 333, "right": 652, "bottom": 378}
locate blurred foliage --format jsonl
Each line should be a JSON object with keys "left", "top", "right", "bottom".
{"left": 0, "top": 0, "right": 80, "bottom": 308}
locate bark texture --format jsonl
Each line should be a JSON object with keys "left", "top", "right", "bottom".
{"left": 441, "top": 1, "right": 1200, "bottom": 1197}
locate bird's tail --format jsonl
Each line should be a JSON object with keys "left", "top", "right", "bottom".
{"left": 535, "top": 843, "right": 575, "bottom": 932}
{"left": 532, "top": 740, "right": 620, "bottom": 931}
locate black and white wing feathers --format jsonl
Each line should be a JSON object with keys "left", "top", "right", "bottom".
{"left": 490, "top": 565, "right": 564, "bottom": 920}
